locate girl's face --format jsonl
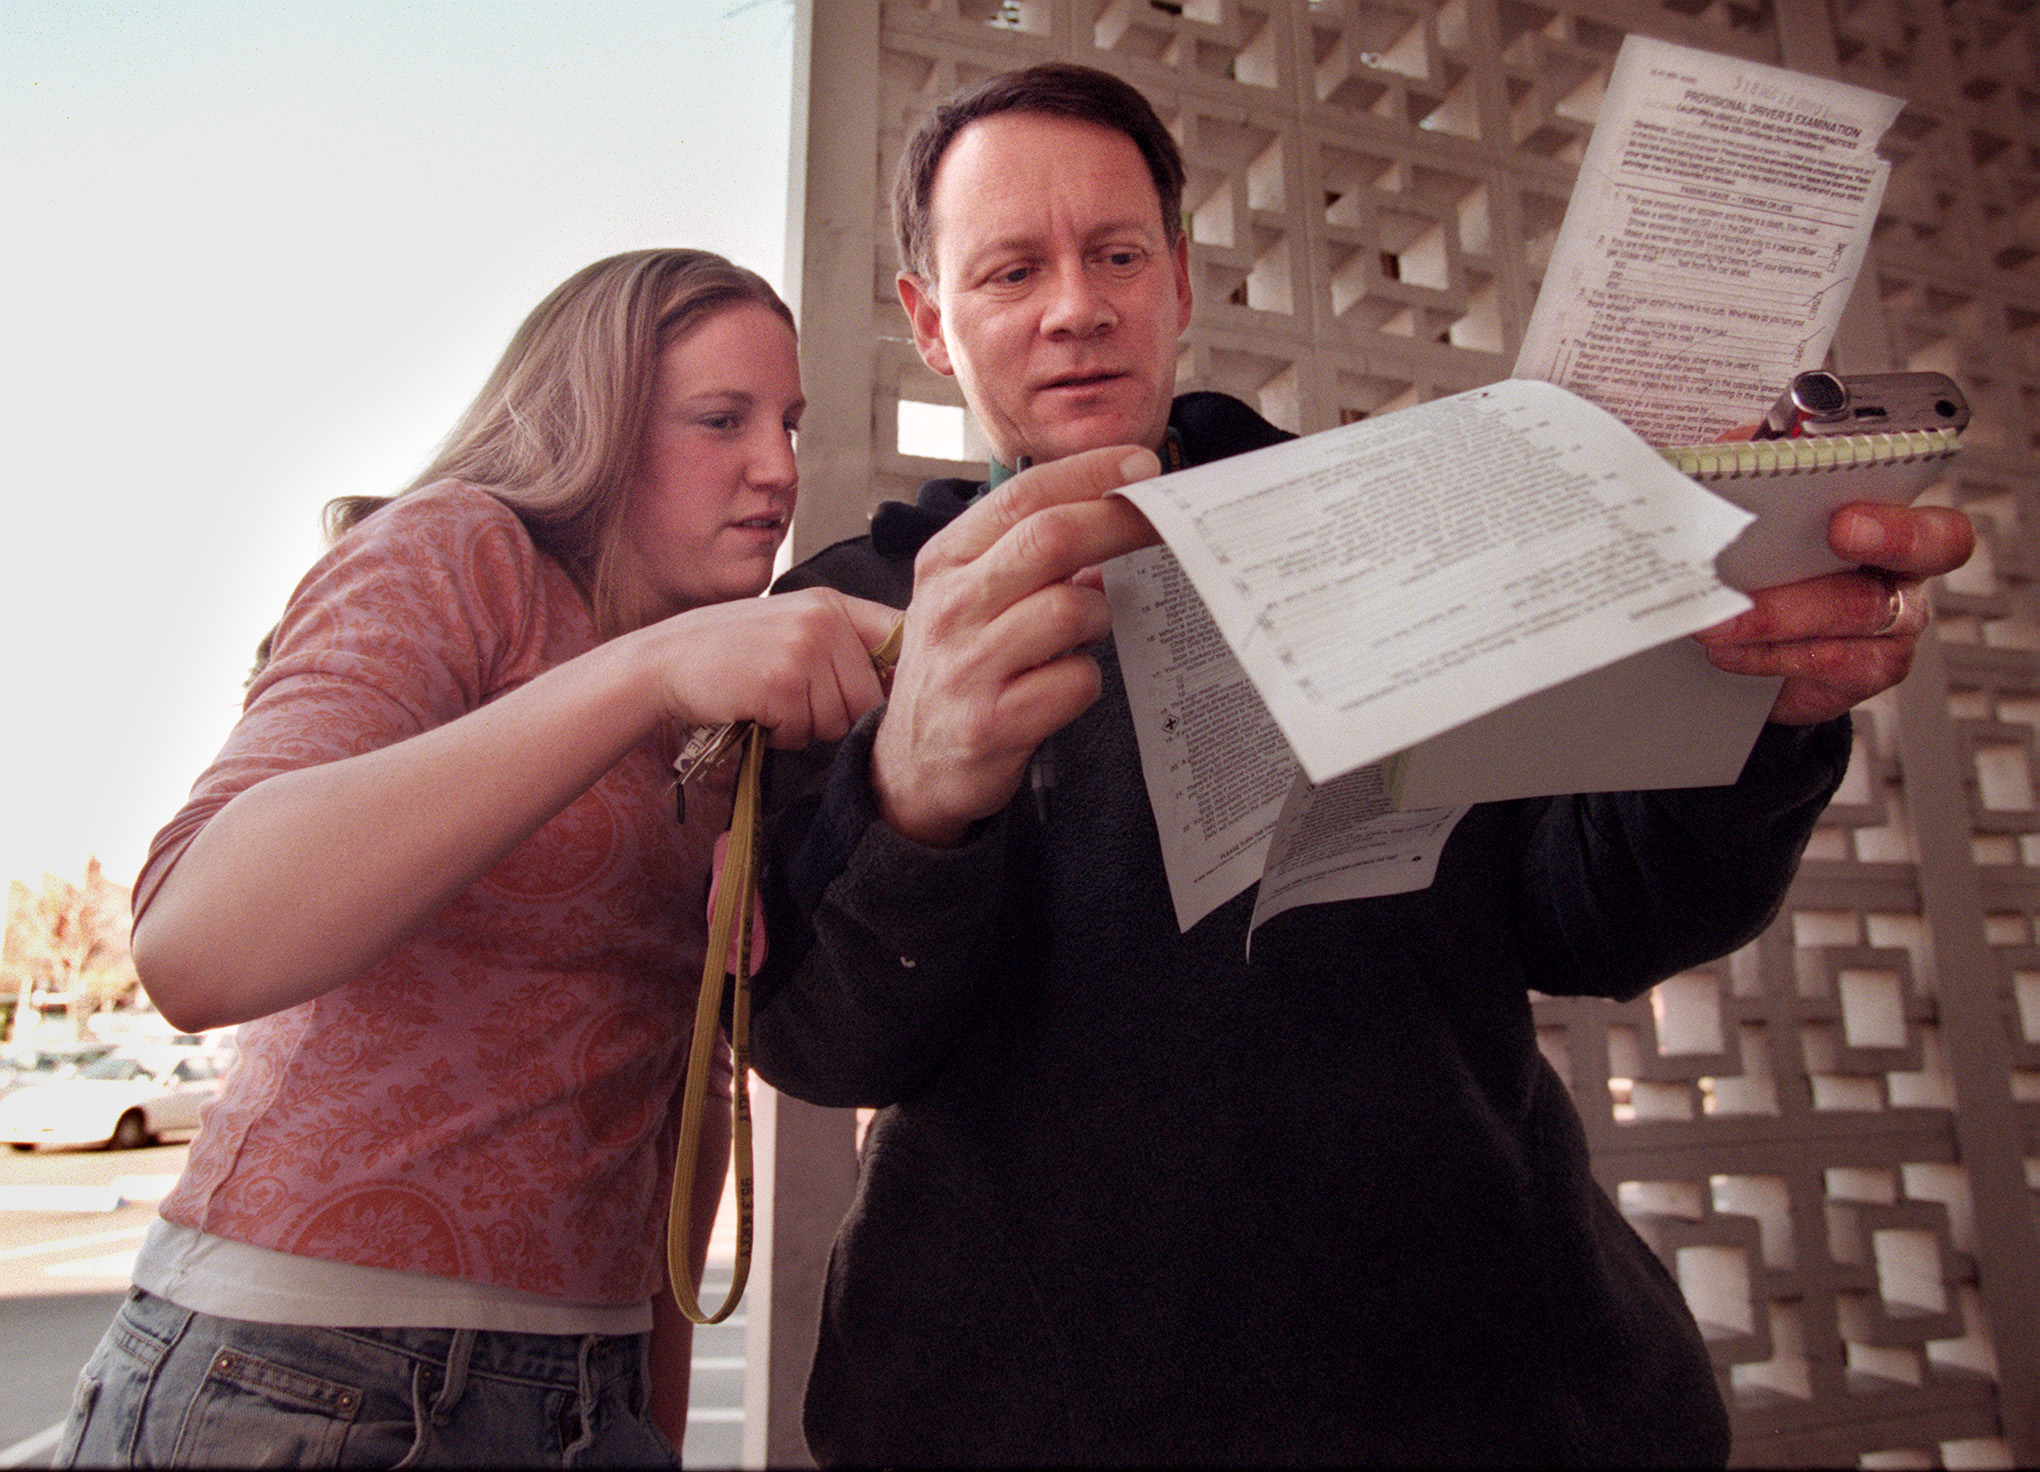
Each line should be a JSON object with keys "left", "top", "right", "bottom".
{"left": 626, "top": 301, "right": 803, "bottom": 616}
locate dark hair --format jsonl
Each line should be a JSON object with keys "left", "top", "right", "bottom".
{"left": 892, "top": 61, "right": 1185, "bottom": 283}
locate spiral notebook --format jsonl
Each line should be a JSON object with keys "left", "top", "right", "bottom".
{"left": 1669, "top": 426, "right": 1962, "bottom": 590}
{"left": 1385, "top": 424, "right": 1964, "bottom": 810}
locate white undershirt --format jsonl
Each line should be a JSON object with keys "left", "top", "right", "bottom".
{"left": 133, "top": 1217, "right": 654, "bottom": 1334}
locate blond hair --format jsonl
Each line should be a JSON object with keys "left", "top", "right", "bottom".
{"left": 322, "top": 248, "right": 794, "bottom": 640}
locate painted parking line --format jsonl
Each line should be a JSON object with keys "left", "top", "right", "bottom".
{"left": 0, "top": 1420, "right": 62, "bottom": 1468}
{"left": 0, "top": 1186, "right": 121, "bottom": 1214}
{"left": 0, "top": 1225, "right": 148, "bottom": 1262}
{"left": 44, "top": 1250, "right": 139, "bottom": 1278}
{"left": 0, "top": 1177, "right": 176, "bottom": 1215}
{"left": 109, "top": 1176, "right": 179, "bottom": 1204}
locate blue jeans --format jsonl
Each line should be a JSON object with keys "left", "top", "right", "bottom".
{"left": 55, "top": 1288, "right": 680, "bottom": 1468}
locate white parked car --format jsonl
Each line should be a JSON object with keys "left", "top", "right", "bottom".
{"left": 0, "top": 1048, "right": 224, "bottom": 1151}
{"left": 0, "top": 1042, "right": 118, "bottom": 1097}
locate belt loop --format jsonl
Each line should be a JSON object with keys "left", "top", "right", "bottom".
{"left": 431, "top": 1329, "right": 474, "bottom": 1425}
{"left": 564, "top": 1336, "right": 600, "bottom": 1463}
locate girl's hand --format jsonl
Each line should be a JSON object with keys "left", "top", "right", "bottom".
{"left": 638, "top": 588, "right": 901, "bottom": 747}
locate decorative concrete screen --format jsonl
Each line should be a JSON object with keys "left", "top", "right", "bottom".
{"left": 784, "top": 2, "right": 2040, "bottom": 1465}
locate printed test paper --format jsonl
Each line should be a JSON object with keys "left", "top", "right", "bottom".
{"left": 1514, "top": 34, "right": 1902, "bottom": 445}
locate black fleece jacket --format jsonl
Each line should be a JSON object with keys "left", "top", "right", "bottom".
{"left": 754, "top": 391, "right": 1848, "bottom": 1466}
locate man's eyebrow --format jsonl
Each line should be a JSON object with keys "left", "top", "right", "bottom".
{"left": 955, "top": 217, "right": 1165, "bottom": 270}
{"left": 1082, "top": 221, "right": 1166, "bottom": 249}
{"left": 955, "top": 231, "right": 1045, "bottom": 268}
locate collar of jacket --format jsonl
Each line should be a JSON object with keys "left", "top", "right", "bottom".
{"left": 980, "top": 426, "right": 1185, "bottom": 499}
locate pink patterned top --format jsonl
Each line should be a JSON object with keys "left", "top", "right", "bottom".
{"left": 136, "top": 481, "right": 730, "bottom": 1305}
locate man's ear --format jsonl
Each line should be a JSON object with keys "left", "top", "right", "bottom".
{"left": 897, "top": 272, "right": 955, "bottom": 377}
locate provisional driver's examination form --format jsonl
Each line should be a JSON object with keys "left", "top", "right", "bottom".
{"left": 1514, "top": 35, "right": 1902, "bottom": 447}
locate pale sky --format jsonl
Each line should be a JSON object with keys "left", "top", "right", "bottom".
{"left": 2, "top": 0, "right": 796, "bottom": 894}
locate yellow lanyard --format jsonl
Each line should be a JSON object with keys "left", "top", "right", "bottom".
{"left": 666, "top": 617, "right": 905, "bottom": 1324}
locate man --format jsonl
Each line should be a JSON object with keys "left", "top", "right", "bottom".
{"left": 753, "top": 62, "right": 1973, "bottom": 1466}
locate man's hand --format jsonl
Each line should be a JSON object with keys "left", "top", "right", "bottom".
{"left": 1694, "top": 501, "right": 1975, "bottom": 724}
{"left": 872, "top": 445, "right": 1163, "bottom": 846}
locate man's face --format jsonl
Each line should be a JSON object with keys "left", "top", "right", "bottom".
{"left": 900, "top": 110, "right": 1193, "bottom": 469}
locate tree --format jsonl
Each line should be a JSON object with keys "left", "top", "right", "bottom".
{"left": 2, "top": 859, "right": 138, "bottom": 1044}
